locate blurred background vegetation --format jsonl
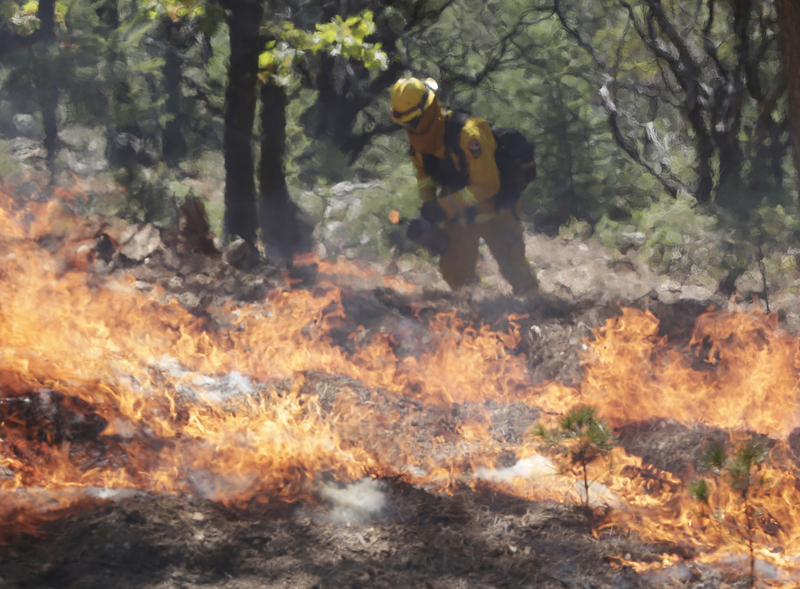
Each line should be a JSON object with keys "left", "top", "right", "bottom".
{"left": 1, "top": 0, "right": 799, "bottom": 285}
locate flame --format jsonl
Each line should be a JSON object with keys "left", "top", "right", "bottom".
{"left": 537, "top": 306, "right": 800, "bottom": 436}
{"left": 5, "top": 182, "right": 800, "bottom": 585}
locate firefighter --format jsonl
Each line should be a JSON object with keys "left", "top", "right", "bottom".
{"left": 390, "top": 77, "right": 539, "bottom": 296}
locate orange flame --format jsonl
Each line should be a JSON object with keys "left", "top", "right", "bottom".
{"left": 5, "top": 182, "right": 800, "bottom": 585}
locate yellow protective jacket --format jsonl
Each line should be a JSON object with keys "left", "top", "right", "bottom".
{"left": 406, "top": 98, "right": 501, "bottom": 222}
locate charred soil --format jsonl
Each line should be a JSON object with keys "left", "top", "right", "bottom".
{"left": 1, "top": 197, "right": 798, "bottom": 589}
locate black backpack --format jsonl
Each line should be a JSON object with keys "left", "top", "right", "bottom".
{"left": 490, "top": 124, "right": 537, "bottom": 209}
{"left": 426, "top": 110, "right": 537, "bottom": 211}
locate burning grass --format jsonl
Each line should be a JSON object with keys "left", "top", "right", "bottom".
{"left": 3, "top": 181, "right": 800, "bottom": 587}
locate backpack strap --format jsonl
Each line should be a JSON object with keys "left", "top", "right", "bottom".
{"left": 444, "top": 110, "right": 470, "bottom": 181}
{"left": 421, "top": 109, "right": 471, "bottom": 191}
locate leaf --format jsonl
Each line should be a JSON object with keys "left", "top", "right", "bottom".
{"left": 702, "top": 441, "right": 727, "bottom": 472}
{"left": 258, "top": 51, "right": 276, "bottom": 70}
{"left": 689, "top": 478, "right": 712, "bottom": 504}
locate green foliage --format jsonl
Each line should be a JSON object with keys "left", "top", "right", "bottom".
{"left": 464, "top": 9, "right": 664, "bottom": 231}
{"left": 140, "top": 0, "right": 205, "bottom": 21}
{"left": 530, "top": 405, "right": 616, "bottom": 512}
{"left": 296, "top": 133, "right": 420, "bottom": 261}
{"left": 2, "top": 0, "right": 40, "bottom": 35}
{"left": 691, "top": 436, "right": 771, "bottom": 586}
{"left": 558, "top": 217, "right": 592, "bottom": 241}
{"left": 112, "top": 163, "right": 177, "bottom": 227}
{"left": 689, "top": 477, "right": 712, "bottom": 505}
{"left": 702, "top": 441, "right": 727, "bottom": 475}
{"left": 727, "top": 439, "right": 770, "bottom": 495}
{"left": 595, "top": 192, "right": 726, "bottom": 278}
{"left": 3, "top": 0, "right": 69, "bottom": 31}
{"left": 0, "top": 0, "right": 793, "bottom": 276}
{"left": 0, "top": 139, "right": 21, "bottom": 178}
{"left": 259, "top": 11, "right": 388, "bottom": 84}
{"left": 138, "top": 0, "right": 223, "bottom": 37}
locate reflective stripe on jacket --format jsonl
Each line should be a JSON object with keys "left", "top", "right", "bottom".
{"left": 411, "top": 112, "right": 501, "bottom": 221}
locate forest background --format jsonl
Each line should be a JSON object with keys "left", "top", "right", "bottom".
{"left": 2, "top": 0, "right": 800, "bottom": 291}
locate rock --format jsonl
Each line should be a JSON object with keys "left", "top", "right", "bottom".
{"left": 329, "top": 180, "right": 381, "bottom": 198}
{"left": 186, "top": 274, "right": 213, "bottom": 289}
{"left": 223, "top": 238, "right": 251, "bottom": 268}
{"left": 620, "top": 231, "right": 647, "bottom": 250}
{"left": 58, "top": 148, "right": 107, "bottom": 175}
{"left": 10, "top": 137, "right": 46, "bottom": 161}
{"left": 61, "top": 149, "right": 88, "bottom": 174}
{"left": 167, "top": 276, "right": 184, "bottom": 290}
{"left": 119, "top": 224, "right": 163, "bottom": 262}
{"left": 177, "top": 292, "right": 201, "bottom": 310}
{"left": 160, "top": 246, "right": 182, "bottom": 270}
{"left": 13, "top": 114, "right": 42, "bottom": 140}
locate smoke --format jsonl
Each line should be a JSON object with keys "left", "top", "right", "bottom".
{"left": 188, "top": 469, "right": 258, "bottom": 502}
{"left": 475, "top": 455, "right": 620, "bottom": 508}
{"left": 474, "top": 454, "right": 558, "bottom": 482}
{"left": 318, "top": 478, "right": 387, "bottom": 524}
{"left": 151, "top": 354, "right": 256, "bottom": 402}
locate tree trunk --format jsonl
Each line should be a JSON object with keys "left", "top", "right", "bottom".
{"left": 162, "top": 18, "right": 187, "bottom": 167}
{"left": 36, "top": 0, "right": 58, "bottom": 182}
{"left": 99, "top": 0, "right": 152, "bottom": 170}
{"left": 222, "top": 0, "right": 263, "bottom": 246}
{"left": 258, "top": 81, "right": 289, "bottom": 208}
{"left": 258, "top": 80, "right": 313, "bottom": 260}
{"left": 777, "top": 0, "right": 800, "bottom": 204}
{"left": 41, "top": 80, "right": 59, "bottom": 181}
{"left": 0, "top": 0, "right": 55, "bottom": 58}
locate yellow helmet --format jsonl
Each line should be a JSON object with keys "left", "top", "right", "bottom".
{"left": 390, "top": 77, "right": 437, "bottom": 124}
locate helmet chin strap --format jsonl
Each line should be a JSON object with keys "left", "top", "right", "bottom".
{"left": 401, "top": 112, "right": 423, "bottom": 131}
{"left": 391, "top": 88, "right": 430, "bottom": 123}
{"left": 416, "top": 88, "right": 430, "bottom": 113}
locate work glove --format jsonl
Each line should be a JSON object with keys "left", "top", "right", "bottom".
{"left": 406, "top": 217, "right": 431, "bottom": 243}
{"left": 406, "top": 217, "right": 451, "bottom": 255}
{"left": 493, "top": 187, "right": 521, "bottom": 211}
{"left": 420, "top": 200, "right": 447, "bottom": 224}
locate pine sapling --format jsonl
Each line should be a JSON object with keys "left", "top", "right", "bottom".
{"left": 531, "top": 405, "right": 616, "bottom": 514}
{"left": 690, "top": 436, "right": 770, "bottom": 587}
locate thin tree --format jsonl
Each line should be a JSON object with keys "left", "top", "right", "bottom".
{"left": 690, "top": 437, "right": 771, "bottom": 588}
{"left": 532, "top": 405, "right": 616, "bottom": 515}
{"left": 776, "top": 0, "right": 800, "bottom": 205}
{"left": 218, "top": 0, "right": 263, "bottom": 247}
{"left": 257, "top": 77, "right": 313, "bottom": 260}
{"left": 35, "top": 0, "right": 59, "bottom": 181}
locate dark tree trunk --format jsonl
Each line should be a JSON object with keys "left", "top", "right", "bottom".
{"left": 687, "top": 106, "right": 715, "bottom": 204}
{"left": 36, "top": 0, "right": 58, "bottom": 182}
{"left": 301, "top": 54, "right": 403, "bottom": 161}
{"left": 258, "top": 80, "right": 313, "bottom": 260}
{"left": 752, "top": 75, "right": 787, "bottom": 193}
{"left": 107, "top": 79, "right": 151, "bottom": 168}
{"left": 98, "top": 0, "right": 152, "bottom": 170}
{"left": 0, "top": 0, "right": 55, "bottom": 58}
{"left": 258, "top": 81, "right": 289, "bottom": 208}
{"left": 95, "top": 0, "right": 119, "bottom": 29}
{"left": 222, "top": 0, "right": 263, "bottom": 246}
{"left": 162, "top": 18, "right": 187, "bottom": 167}
{"left": 42, "top": 83, "right": 58, "bottom": 180}
{"left": 777, "top": 0, "right": 800, "bottom": 204}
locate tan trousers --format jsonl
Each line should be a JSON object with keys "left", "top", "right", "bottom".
{"left": 439, "top": 209, "right": 538, "bottom": 295}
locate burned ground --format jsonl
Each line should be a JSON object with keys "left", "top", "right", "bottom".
{"left": 1, "top": 203, "right": 797, "bottom": 589}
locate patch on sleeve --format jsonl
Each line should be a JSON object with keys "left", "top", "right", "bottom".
{"left": 468, "top": 139, "right": 482, "bottom": 159}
